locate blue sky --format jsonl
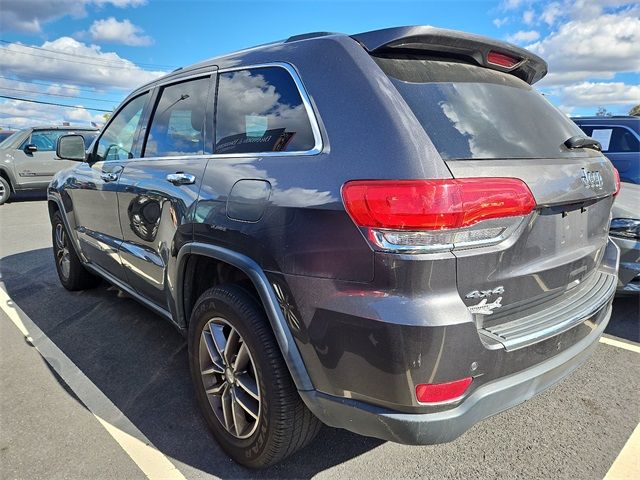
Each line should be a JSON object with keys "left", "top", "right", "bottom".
{"left": 0, "top": 0, "right": 638, "bottom": 128}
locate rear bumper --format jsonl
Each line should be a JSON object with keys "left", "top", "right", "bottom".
{"left": 300, "top": 299, "right": 612, "bottom": 444}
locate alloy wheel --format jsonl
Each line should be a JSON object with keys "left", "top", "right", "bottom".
{"left": 199, "top": 317, "right": 261, "bottom": 439}
{"left": 54, "top": 223, "right": 71, "bottom": 280}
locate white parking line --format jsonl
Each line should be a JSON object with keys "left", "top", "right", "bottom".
{"left": 604, "top": 422, "right": 640, "bottom": 480}
{"left": 0, "top": 286, "right": 188, "bottom": 480}
{"left": 600, "top": 335, "right": 640, "bottom": 354}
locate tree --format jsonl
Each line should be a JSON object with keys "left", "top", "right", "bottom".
{"left": 596, "top": 107, "right": 612, "bottom": 117}
{"left": 629, "top": 104, "right": 640, "bottom": 116}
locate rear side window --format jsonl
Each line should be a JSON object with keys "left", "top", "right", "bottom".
{"left": 215, "top": 67, "right": 315, "bottom": 154}
{"left": 144, "top": 76, "right": 211, "bottom": 157}
{"left": 375, "top": 56, "right": 592, "bottom": 160}
{"left": 577, "top": 126, "right": 639, "bottom": 153}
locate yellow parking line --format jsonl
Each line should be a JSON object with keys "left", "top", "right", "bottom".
{"left": 600, "top": 336, "right": 640, "bottom": 354}
{"left": 0, "top": 286, "right": 187, "bottom": 480}
{"left": 604, "top": 422, "right": 640, "bottom": 480}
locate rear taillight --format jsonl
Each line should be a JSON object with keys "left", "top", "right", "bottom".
{"left": 613, "top": 167, "right": 620, "bottom": 196}
{"left": 487, "top": 50, "right": 520, "bottom": 68}
{"left": 342, "top": 178, "right": 535, "bottom": 253}
{"left": 416, "top": 377, "right": 473, "bottom": 404}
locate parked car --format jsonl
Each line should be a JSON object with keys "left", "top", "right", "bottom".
{"left": 572, "top": 116, "right": 639, "bottom": 184}
{"left": 0, "top": 130, "right": 16, "bottom": 144}
{"left": 0, "top": 126, "right": 98, "bottom": 205}
{"left": 573, "top": 116, "right": 639, "bottom": 292}
{"left": 609, "top": 182, "right": 640, "bottom": 293}
{"left": 48, "top": 26, "right": 620, "bottom": 468}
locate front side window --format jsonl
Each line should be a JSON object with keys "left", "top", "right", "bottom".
{"left": 95, "top": 92, "right": 149, "bottom": 162}
{"left": 144, "top": 76, "right": 211, "bottom": 157}
{"left": 215, "top": 67, "right": 315, "bottom": 154}
{"left": 23, "top": 130, "right": 66, "bottom": 152}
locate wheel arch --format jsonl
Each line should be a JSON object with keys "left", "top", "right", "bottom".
{"left": 0, "top": 166, "right": 15, "bottom": 192}
{"left": 176, "top": 243, "right": 314, "bottom": 391}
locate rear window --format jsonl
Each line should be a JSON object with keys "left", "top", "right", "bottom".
{"left": 375, "top": 56, "right": 593, "bottom": 160}
{"left": 215, "top": 67, "right": 315, "bottom": 154}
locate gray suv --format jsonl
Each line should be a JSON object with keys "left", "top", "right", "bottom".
{"left": 0, "top": 126, "right": 97, "bottom": 204}
{"left": 48, "top": 27, "right": 620, "bottom": 468}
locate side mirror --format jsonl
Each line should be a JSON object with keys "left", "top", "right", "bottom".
{"left": 24, "top": 144, "right": 37, "bottom": 154}
{"left": 57, "top": 134, "right": 87, "bottom": 162}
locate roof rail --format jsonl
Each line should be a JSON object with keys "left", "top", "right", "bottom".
{"left": 285, "top": 32, "right": 336, "bottom": 43}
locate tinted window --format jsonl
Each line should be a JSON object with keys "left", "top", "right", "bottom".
{"left": 376, "top": 57, "right": 592, "bottom": 160}
{"left": 215, "top": 67, "right": 315, "bottom": 154}
{"left": 144, "top": 77, "right": 211, "bottom": 157}
{"left": 20, "top": 130, "right": 95, "bottom": 152}
{"left": 0, "top": 131, "right": 14, "bottom": 144}
{"left": 95, "top": 92, "right": 149, "bottom": 162}
{"left": 578, "top": 126, "right": 639, "bottom": 153}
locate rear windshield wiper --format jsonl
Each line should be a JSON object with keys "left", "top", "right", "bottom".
{"left": 564, "top": 135, "right": 602, "bottom": 151}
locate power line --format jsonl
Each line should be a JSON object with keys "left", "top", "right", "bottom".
{"left": 0, "top": 95, "right": 111, "bottom": 113}
{"left": 0, "top": 86, "right": 119, "bottom": 104}
{"left": 0, "top": 75, "right": 125, "bottom": 96}
{"left": 0, "top": 46, "right": 166, "bottom": 71}
{"left": 0, "top": 39, "right": 177, "bottom": 70}
{"left": 0, "top": 73, "right": 132, "bottom": 92}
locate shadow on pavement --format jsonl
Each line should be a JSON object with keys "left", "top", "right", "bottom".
{"left": 605, "top": 295, "right": 640, "bottom": 342}
{"left": 0, "top": 247, "right": 382, "bottom": 478}
{"left": 4, "top": 191, "right": 47, "bottom": 204}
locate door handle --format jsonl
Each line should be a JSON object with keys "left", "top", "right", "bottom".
{"left": 166, "top": 172, "right": 196, "bottom": 185}
{"left": 101, "top": 172, "right": 119, "bottom": 182}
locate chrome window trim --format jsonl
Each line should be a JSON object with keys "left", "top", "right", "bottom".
{"left": 214, "top": 62, "right": 324, "bottom": 157}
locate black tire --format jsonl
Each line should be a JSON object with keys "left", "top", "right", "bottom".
{"left": 0, "top": 176, "right": 10, "bottom": 205}
{"left": 51, "top": 211, "right": 101, "bottom": 291}
{"left": 188, "top": 284, "right": 321, "bottom": 468}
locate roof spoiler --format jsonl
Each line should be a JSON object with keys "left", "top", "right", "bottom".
{"left": 351, "top": 26, "right": 547, "bottom": 85}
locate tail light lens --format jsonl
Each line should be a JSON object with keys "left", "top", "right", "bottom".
{"left": 613, "top": 167, "right": 620, "bottom": 196}
{"left": 416, "top": 377, "right": 473, "bottom": 403}
{"left": 342, "top": 178, "right": 536, "bottom": 253}
{"left": 487, "top": 50, "right": 520, "bottom": 68}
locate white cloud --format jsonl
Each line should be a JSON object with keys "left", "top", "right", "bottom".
{"left": 502, "top": 0, "right": 526, "bottom": 10}
{"left": 0, "top": 98, "right": 105, "bottom": 129}
{"left": 541, "top": 2, "right": 563, "bottom": 25}
{"left": 0, "top": 0, "right": 147, "bottom": 33}
{"left": 493, "top": 17, "right": 510, "bottom": 28}
{"left": 89, "top": 17, "right": 153, "bottom": 46}
{"left": 527, "top": 13, "right": 640, "bottom": 86}
{"left": 522, "top": 9, "right": 535, "bottom": 25}
{"left": 507, "top": 30, "right": 540, "bottom": 43}
{"left": 554, "top": 82, "right": 640, "bottom": 107}
{"left": 0, "top": 37, "right": 165, "bottom": 91}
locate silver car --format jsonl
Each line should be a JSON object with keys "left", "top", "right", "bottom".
{"left": 0, "top": 126, "right": 98, "bottom": 205}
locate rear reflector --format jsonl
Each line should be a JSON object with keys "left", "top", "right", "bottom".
{"left": 487, "top": 50, "right": 520, "bottom": 68}
{"left": 613, "top": 167, "right": 620, "bottom": 196}
{"left": 342, "top": 178, "right": 535, "bottom": 230}
{"left": 416, "top": 377, "right": 473, "bottom": 403}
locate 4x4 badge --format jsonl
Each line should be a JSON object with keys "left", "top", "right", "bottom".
{"left": 465, "top": 286, "right": 504, "bottom": 299}
{"left": 468, "top": 297, "right": 503, "bottom": 315}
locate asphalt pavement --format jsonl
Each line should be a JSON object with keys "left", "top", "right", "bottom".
{"left": 1, "top": 194, "right": 639, "bottom": 480}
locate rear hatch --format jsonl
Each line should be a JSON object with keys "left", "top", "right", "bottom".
{"left": 359, "top": 28, "right": 618, "bottom": 346}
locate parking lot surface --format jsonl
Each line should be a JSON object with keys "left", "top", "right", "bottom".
{"left": 1, "top": 196, "right": 639, "bottom": 480}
